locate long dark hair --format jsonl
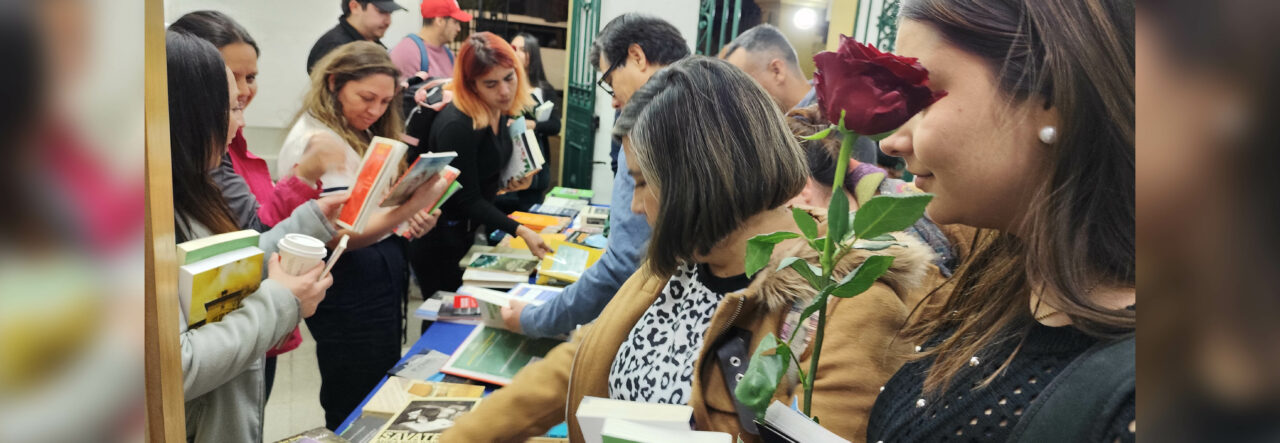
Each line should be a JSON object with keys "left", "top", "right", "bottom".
{"left": 168, "top": 10, "right": 259, "bottom": 55}
{"left": 514, "top": 33, "right": 553, "bottom": 93}
{"left": 899, "top": 0, "right": 1135, "bottom": 397}
{"left": 166, "top": 30, "right": 238, "bottom": 242}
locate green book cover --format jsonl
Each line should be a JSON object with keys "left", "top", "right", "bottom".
{"left": 439, "top": 326, "right": 563, "bottom": 385}
{"left": 431, "top": 181, "right": 463, "bottom": 212}
{"left": 549, "top": 186, "right": 594, "bottom": 201}
{"left": 176, "top": 229, "right": 259, "bottom": 265}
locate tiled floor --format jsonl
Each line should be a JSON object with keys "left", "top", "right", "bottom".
{"left": 263, "top": 283, "right": 427, "bottom": 441}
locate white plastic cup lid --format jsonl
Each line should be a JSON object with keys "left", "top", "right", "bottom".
{"left": 278, "top": 234, "right": 327, "bottom": 258}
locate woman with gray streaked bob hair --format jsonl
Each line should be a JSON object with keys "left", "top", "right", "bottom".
{"left": 443, "top": 56, "right": 940, "bottom": 441}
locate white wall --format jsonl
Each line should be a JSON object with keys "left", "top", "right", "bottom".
{"left": 165, "top": 0, "right": 424, "bottom": 130}
{"left": 589, "top": 1, "right": 700, "bottom": 205}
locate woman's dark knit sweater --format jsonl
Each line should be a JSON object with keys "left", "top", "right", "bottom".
{"left": 867, "top": 321, "right": 1135, "bottom": 442}
{"left": 427, "top": 103, "right": 520, "bottom": 235}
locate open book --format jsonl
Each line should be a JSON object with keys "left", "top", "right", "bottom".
{"left": 457, "top": 284, "right": 562, "bottom": 331}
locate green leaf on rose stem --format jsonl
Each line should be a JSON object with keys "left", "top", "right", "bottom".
{"left": 851, "top": 194, "right": 933, "bottom": 240}
{"left": 801, "top": 125, "right": 835, "bottom": 140}
{"left": 778, "top": 257, "right": 827, "bottom": 289}
{"left": 807, "top": 236, "right": 826, "bottom": 252}
{"left": 792, "top": 207, "right": 819, "bottom": 241}
{"left": 851, "top": 240, "right": 902, "bottom": 251}
{"left": 854, "top": 172, "right": 886, "bottom": 207}
{"left": 831, "top": 255, "right": 896, "bottom": 298}
{"left": 797, "top": 295, "right": 826, "bottom": 328}
{"left": 734, "top": 333, "right": 788, "bottom": 419}
{"left": 746, "top": 231, "right": 801, "bottom": 277}
{"left": 869, "top": 129, "right": 896, "bottom": 141}
{"left": 826, "top": 189, "right": 851, "bottom": 246}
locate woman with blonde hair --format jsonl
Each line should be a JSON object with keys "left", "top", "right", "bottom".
{"left": 277, "top": 40, "right": 450, "bottom": 429}
{"left": 408, "top": 32, "right": 551, "bottom": 304}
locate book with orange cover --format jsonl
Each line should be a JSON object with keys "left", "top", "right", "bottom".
{"left": 509, "top": 211, "right": 569, "bottom": 233}
{"left": 337, "top": 136, "right": 407, "bottom": 233}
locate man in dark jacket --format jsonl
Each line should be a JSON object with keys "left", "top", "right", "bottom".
{"left": 307, "top": 0, "right": 406, "bottom": 73}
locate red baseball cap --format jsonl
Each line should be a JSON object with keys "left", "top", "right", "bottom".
{"left": 421, "top": 0, "right": 472, "bottom": 22}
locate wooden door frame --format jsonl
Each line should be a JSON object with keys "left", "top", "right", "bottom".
{"left": 143, "top": 0, "right": 186, "bottom": 440}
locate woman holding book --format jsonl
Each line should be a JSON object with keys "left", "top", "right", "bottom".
{"left": 409, "top": 32, "right": 553, "bottom": 302}
{"left": 169, "top": 9, "right": 365, "bottom": 402}
{"left": 166, "top": 30, "right": 332, "bottom": 443}
{"left": 865, "top": 0, "right": 1135, "bottom": 441}
{"left": 277, "top": 41, "right": 452, "bottom": 430}
{"left": 443, "top": 57, "right": 941, "bottom": 441}
{"left": 495, "top": 32, "right": 561, "bottom": 212}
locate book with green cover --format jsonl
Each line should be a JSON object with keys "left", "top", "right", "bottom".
{"left": 439, "top": 326, "right": 563, "bottom": 385}
{"left": 176, "top": 229, "right": 259, "bottom": 265}
{"left": 548, "top": 186, "right": 593, "bottom": 201}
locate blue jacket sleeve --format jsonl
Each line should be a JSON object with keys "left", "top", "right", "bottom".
{"left": 519, "top": 151, "right": 650, "bottom": 338}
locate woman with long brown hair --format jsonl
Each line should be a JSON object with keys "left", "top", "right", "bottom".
{"left": 866, "top": 0, "right": 1135, "bottom": 441}
{"left": 277, "top": 41, "right": 450, "bottom": 429}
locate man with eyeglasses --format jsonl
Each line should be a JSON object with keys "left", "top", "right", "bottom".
{"left": 499, "top": 13, "right": 689, "bottom": 339}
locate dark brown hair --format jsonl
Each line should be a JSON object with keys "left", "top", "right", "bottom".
{"left": 785, "top": 105, "right": 857, "bottom": 197}
{"left": 900, "top": 0, "right": 1135, "bottom": 396}
{"left": 166, "top": 30, "right": 238, "bottom": 242}
{"left": 613, "top": 57, "right": 807, "bottom": 276}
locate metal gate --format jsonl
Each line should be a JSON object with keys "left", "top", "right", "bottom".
{"left": 852, "top": 0, "right": 901, "bottom": 52}
{"left": 560, "top": 0, "right": 602, "bottom": 189}
{"left": 696, "top": 0, "right": 745, "bottom": 56}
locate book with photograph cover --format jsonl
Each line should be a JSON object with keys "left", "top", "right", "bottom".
{"left": 177, "top": 231, "right": 264, "bottom": 329}
{"left": 440, "top": 326, "right": 563, "bottom": 386}
{"left": 465, "top": 253, "right": 540, "bottom": 276}
{"left": 380, "top": 154, "right": 458, "bottom": 207}
{"left": 371, "top": 398, "right": 482, "bottom": 442}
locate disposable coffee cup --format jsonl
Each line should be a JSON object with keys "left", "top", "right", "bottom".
{"left": 277, "top": 233, "right": 328, "bottom": 276}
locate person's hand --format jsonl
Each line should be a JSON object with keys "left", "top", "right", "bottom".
{"left": 501, "top": 299, "right": 527, "bottom": 333}
{"left": 403, "top": 209, "right": 440, "bottom": 239}
{"left": 516, "top": 225, "right": 552, "bottom": 259}
{"left": 295, "top": 134, "right": 349, "bottom": 184}
{"left": 404, "top": 174, "right": 450, "bottom": 212}
{"left": 502, "top": 174, "right": 535, "bottom": 193}
{"left": 315, "top": 192, "right": 350, "bottom": 223}
{"left": 525, "top": 119, "right": 536, "bottom": 131}
{"left": 266, "top": 253, "right": 332, "bottom": 318}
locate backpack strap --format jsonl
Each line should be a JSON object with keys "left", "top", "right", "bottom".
{"left": 1007, "top": 335, "right": 1135, "bottom": 442}
{"left": 407, "top": 34, "right": 431, "bottom": 74}
{"left": 445, "top": 45, "right": 455, "bottom": 64}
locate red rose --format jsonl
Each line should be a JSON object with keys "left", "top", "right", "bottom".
{"left": 813, "top": 35, "right": 947, "bottom": 135}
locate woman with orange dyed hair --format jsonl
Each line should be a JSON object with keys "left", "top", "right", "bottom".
{"left": 408, "top": 32, "right": 551, "bottom": 301}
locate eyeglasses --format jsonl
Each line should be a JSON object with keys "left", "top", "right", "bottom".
{"left": 596, "top": 61, "right": 618, "bottom": 97}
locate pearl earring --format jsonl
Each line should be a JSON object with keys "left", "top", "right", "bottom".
{"left": 1038, "top": 126, "right": 1058, "bottom": 144}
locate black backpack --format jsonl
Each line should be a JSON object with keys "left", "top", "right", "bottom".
{"left": 402, "top": 77, "right": 449, "bottom": 160}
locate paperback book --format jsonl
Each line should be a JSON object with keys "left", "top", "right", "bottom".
{"left": 177, "top": 230, "right": 264, "bottom": 329}
{"left": 371, "top": 398, "right": 482, "bottom": 442}
{"left": 380, "top": 152, "right": 457, "bottom": 207}
{"left": 457, "top": 284, "right": 562, "bottom": 331}
{"left": 337, "top": 137, "right": 408, "bottom": 233}
{"left": 439, "top": 326, "right": 563, "bottom": 385}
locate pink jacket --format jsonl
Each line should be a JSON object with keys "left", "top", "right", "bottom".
{"left": 227, "top": 129, "right": 319, "bottom": 357}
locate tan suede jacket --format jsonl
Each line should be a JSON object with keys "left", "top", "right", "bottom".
{"left": 443, "top": 229, "right": 939, "bottom": 443}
